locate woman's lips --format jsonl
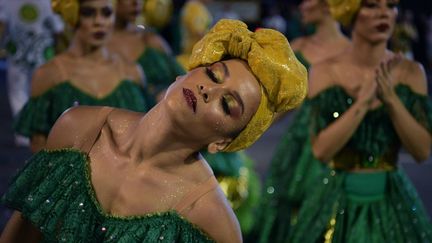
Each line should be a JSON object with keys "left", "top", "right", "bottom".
{"left": 93, "top": 31, "right": 106, "bottom": 40}
{"left": 376, "top": 23, "right": 390, "bottom": 32}
{"left": 183, "top": 88, "right": 197, "bottom": 113}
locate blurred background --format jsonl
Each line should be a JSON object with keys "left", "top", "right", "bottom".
{"left": 0, "top": 0, "right": 431, "bottom": 231}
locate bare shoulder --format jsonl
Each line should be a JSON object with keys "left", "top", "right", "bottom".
{"left": 45, "top": 106, "right": 108, "bottom": 150}
{"left": 186, "top": 188, "right": 242, "bottom": 243}
{"left": 30, "top": 55, "right": 65, "bottom": 97}
{"left": 396, "top": 57, "right": 428, "bottom": 95}
{"left": 142, "top": 31, "right": 172, "bottom": 55}
{"left": 308, "top": 57, "right": 339, "bottom": 98}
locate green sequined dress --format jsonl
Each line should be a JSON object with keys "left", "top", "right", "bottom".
{"left": 253, "top": 51, "right": 323, "bottom": 243}
{"left": 14, "top": 81, "right": 148, "bottom": 138}
{"left": 1, "top": 149, "right": 214, "bottom": 242}
{"left": 289, "top": 84, "right": 432, "bottom": 243}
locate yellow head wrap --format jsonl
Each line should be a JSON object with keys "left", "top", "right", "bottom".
{"left": 189, "top": 19, "right": 308, "bottom": 152}
{"left": 326, "top": 0, "right": 361, "bottom": 26}
{"left": 143, "top": 0, "right": 173, "bottom": 29}
{"left": 52, "top": 0, "right": 80, "bottom": 27}
{"left": 51, "top": 0, "right": 119, "bottom": 27}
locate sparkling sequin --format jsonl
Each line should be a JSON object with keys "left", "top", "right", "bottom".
{"left": 45, "top": 199, "right": 51, "bottom": 204}
{"left": 101, "top": 227, "right": 107, "bottom": 231}
{"left": 323, "top": 178, "right": 329, "bottom": 184}
{"left": 330, "top": 170, "right": 336, "bottom": 176}
{"left": 27, "top": 195, "right": 33, "bottom": 201}
{"left": 159, "top": 236, "right": 164, "bottom": 240}
{"left": 368, "top": 155, "right": 374, "bottom": 162}
{"left": 79, "top": 202, "right": 84, "bottom": 207}
{"left": 266, "top": 186, "right": 275, "bottom": 194}
{"left": 346, "top": 98, "right": 353, "bottom": 104}
{"left": 333, "top": 112, "right": 339, "bottom": 118}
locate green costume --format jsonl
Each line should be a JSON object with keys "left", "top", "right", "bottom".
{"left": 14, "top": 80, "right": 148, "bottom": 137}
{"left": 1, "top": 149, "right": 214, "bottom": 242}
{"left": 254, "top": 51, "right": 321, "bottom": 243}
{"left": 289, "top": 84, "right": 432, "bottom": 242}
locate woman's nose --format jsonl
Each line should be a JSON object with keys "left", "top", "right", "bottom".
{"left": 198, "top": 84, "right": 220, "bottom": 103}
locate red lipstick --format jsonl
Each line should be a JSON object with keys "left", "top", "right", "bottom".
{"left": 183, "top": 88, "right": 197, "bottom": 113}
{"left": 376, "top": 23, "right": 389, "bottom": 32}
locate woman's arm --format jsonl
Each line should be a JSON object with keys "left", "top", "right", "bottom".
{"left": 0, "top": 211, "right": 42, "bottom": 243}
{"left": 377, "top": 58, "right": 431, "bottom": 162}
{"left": 309, "top": 63, "right": 376, "bottom": 162}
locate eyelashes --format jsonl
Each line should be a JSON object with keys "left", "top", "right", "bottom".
{"left": 80, "top": 6, "right": 113, "bottom": 18}
{"left": 205, "top": 67, "right": 220, "bottom": 83}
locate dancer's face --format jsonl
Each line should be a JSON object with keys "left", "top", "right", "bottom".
{"left": 299, "top": 0, "right": 329, "bottom": 25}
{"left": 116, "top": 0, "right": 143, "bottom": 23}
{"left": 77, "top": 0, "right": 115, "bottom": 47}
{"left": 163, "top": 59, "right": 261, "bottom": 149}
{"left": 353, "top": 0, "right": 398, "bottom": 44}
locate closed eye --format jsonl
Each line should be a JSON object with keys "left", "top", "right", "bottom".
{"left": 221, "top": 96, "right": 231, "bottom": 115}
{"left": 206, "top": 67, "right": 220, "bottom": 83}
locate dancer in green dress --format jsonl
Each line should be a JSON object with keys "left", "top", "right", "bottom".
{"left": 255, "top": 0, "right": 350, "bottom": 241}
{"left": 290, "top": 0, "right": 432, "bottom": 242}
{"left": 14, "top": 0, "right": 148, "bottom": 153}
{"left": 1, "top": 19, "right": 307, "bottom": 242}
{"left": 108, "top": 0, "right": 184, "bottom": 106}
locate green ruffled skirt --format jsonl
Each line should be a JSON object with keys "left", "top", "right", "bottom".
{"left": 290, "top": 168, "right": 432, "bottom": 243}
{"left": 253, "top": 102, "right": 324, "bottom": 243}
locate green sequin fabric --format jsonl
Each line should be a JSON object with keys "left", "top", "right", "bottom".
{"left": 1, "top": 149, "right": 214, "bottom": 243}
{"left": 289, "top": 84, "right": 432, "bottom": 242}
{"left": 14, "top": 81, "right": 148, "bottom": 137}
{"left": 136, "top": 47, "right": 186, "bottom": 106}
{"left": 253, "top": 100, "right": 324, "bottom": 243}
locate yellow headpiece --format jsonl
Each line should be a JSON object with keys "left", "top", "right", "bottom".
{"left": 189, "top": 19, "right": 308, "bottom": 152}
{"left": 143, "top": 0, "right": 173, "bottom": 29}
{"left": 52, "top": 0, "right": 80, "bottom": 27}
{"left": 51, "top": 0, "right": 119, "bottom": 27}
{"left": 327, "top": 0, "right": 362, "bottom": 26}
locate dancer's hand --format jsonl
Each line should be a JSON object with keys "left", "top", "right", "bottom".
{"left": 375, "top": 53, "right": 402, "bottom": 105}
{"left": 357, "top": 79, "right": 377, "bottom": 109}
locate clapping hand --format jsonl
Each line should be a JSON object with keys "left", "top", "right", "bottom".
{"left": 375, "top": 53, "right": 402, "bottom": 104}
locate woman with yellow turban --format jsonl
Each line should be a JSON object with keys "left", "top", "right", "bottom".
{"left": 177, "top": 1, "right": 263, "bottom": 235}
{"left": 13, "top": 0, "right": 148, "bottom": 152}
{"left": 108, "top": 0, "right": 185, "bottom": 106}
{"left": 289, "top": 0, "right": 432, "bottom": 242}
{"left": 255, "top": 0, "right": 350, "bottom": 241}
{"left": 1, "top": 19, "right": 307, "bottom": 243}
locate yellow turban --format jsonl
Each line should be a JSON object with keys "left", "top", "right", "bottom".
{"left": 52, "top": 0, "right": 80, "bottom": 27}
{"left": 51, "top": 0, "right": 122, "bottom": 27}
{"left": 189, "top": 19, "right": 307, "bottom": 152}
{"left": 144, "top": 0, "right": 173, "bottom": 29}
{"left": 326, "top": 0, "right": 361, "bottom": 26}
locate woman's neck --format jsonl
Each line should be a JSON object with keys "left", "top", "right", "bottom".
{"left": 114, "top": 18, "right": 138, "bottom": 32}
{"left": 119, "top": 103, "right": 202, "bottom": 169}
{"left": 68, "top": 36, "right": 110, "bottom": 62}
{"left": 350, "top": 33, "right": 388, "bottom": 67}
{"left": 312, "top": 16, "right": 346, "bottom": 42}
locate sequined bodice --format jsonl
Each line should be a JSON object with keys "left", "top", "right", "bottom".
{"left": 310, "top": 84, "right": 432, "bottom": 169}
{"left": 1, "top": 149, "right": 214, "bottom": 242}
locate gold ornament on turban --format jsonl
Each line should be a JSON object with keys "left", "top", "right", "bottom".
{"left": 52, "top": 0, "right": 80, "bottom": 27}
{"left": 189, "top": 19, "right": 308, "bottom": 152}
{"left": 144, "top": 0, "right": 173, "bottom": 29}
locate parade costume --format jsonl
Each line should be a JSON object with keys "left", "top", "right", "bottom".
{"left": 2, "top": 19, "right": 307, "bottom": 242}
{"left": 254, "top": 51, "right": 322, "bottom": 243}
{"left": 289, "top": 84, "right": 432, "bottom": 242}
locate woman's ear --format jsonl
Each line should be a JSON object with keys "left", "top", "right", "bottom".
{"left": 207, "top": 138, "right": 233, "bottom": 154}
